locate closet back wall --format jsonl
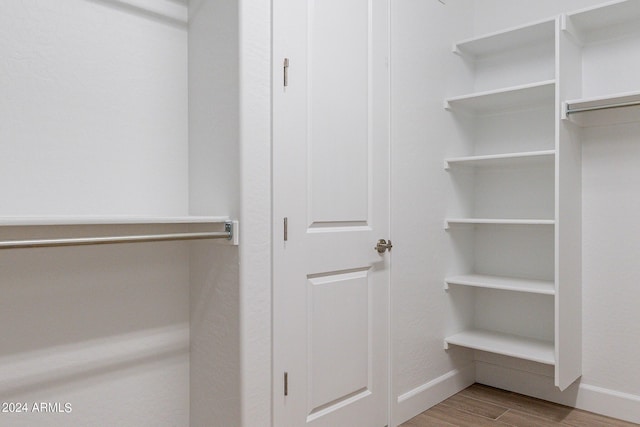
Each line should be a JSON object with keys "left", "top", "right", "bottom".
{"left": 391, "top": 2, "right": 476, "bottom": 424}
{"left": 0, "top": 1, "right": 190, "bottom": 426}
{"left": 472, "top": 0, "right": 640, "bottom": 414}
{"left": 0, "top": 0, "right": 189, "bottom": 216}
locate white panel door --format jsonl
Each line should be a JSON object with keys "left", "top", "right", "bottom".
{"left": 273, "top": 1, "right": 390, "bottom": 426}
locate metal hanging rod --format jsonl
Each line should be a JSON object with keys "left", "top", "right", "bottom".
{"left": 0, "top": 222, "right": 233, "bottom": 250}
{"left": 566, "top": 99, "right": 640, "bottom": 115}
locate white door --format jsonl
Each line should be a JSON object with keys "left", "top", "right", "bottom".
{"left": 273, "top": 1, "right": 390, "bottom": 426}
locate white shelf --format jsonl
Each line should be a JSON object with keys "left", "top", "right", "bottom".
{"left": 565, "top": 90, "right": 640, "bottom": 127}
{"left": 445, "top": 80, "right": 555, "bottom": 114}
{"left": 445, "top": 274, "right": 555, "bottom": 295}
{"left": 445, "top": 218, "right": 555, "bottom": 228}
{"left": 445, "top": 150, "right": 555, "bottom": 169}
{"left": 454, "top": 18, "right": 556, "bottom": 58}
{"left": 565, "top": 0, "right": 640, "bottom": 43}
{"left": 444, "top": 329, "right": 555, "bottom": 365}
{"left": 0, "top": 216, "right": 230, "bottom": 227}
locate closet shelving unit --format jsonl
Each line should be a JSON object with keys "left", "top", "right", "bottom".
{"left": 444, "top": 13, "right": 583, "bottom": 390}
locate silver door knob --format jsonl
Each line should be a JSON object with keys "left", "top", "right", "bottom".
{"left": 375, "top": 239, "right": 393, "bottom": 254}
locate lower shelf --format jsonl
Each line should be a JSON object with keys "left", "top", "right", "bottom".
{"left": 445, "top": 218, "right": 555, "bottom": 228}
{"left": 445, "top": 274, "right": 555, "bottom": 295}
{"left": 444, "top": 329, "right": 555, "bottom": 365}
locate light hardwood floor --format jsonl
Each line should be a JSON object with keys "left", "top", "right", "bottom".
{"left": 400, "top": 383, "right": 639, "bottom": 426}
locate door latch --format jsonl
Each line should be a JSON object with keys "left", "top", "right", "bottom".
{"left": 374, "top": 239, "right": 393, "bottom": 254}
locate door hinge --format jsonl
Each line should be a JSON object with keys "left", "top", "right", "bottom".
{"left": 284, "top": 372, "right": 289, "bottom": 396}
{"left": 284, "top": 217, "right": 288, "bottom": 241}
{"left": 283, "top": 58, "right": 289, "bottom": 87}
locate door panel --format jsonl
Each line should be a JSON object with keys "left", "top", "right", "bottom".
{"left": 309, "top": 0, "right": 371, "bottom": 225}
{"left": 273, "top": 0, "right": 389, "bottom": 426}
{"left": 308, "top": 269, "right": 370, "bottom": 413}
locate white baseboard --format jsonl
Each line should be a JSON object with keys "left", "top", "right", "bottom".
{"left": 476, "top": 361, "right": 640, "bottom": 424}
{"left": 393, "top": 364, "right": 475, "bottom": 426}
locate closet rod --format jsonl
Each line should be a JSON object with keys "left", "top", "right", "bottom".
{"left": 0, "top": 230, "right": 232, "bottom": 250}
{"left": 566, "top": 99, "right": 640, "bottom": 114}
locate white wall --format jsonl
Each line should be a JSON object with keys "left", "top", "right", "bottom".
{"left": 390, "top": 1, "right": 476, "bottom": 424}
{"left": 0, "top": 1, "right": 191, "bottom": 426}
{"left": 188, "top": 1, "right": 241, "bottom": 425}
{"left": 238, "top": 0, "right": 272, "bottom": 425}
{"left": 0, "top": 0, "right": 189, "bottom": 216}
{"left": 0, "top": 227, "right": 191, "bottom": 427}
{"left": 472, "top": 0, "right": 607, "bottom": 34}
{"left": 188, "top": 0, "right": 239, "bottom": 219}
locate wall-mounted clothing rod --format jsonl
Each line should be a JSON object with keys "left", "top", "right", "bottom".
{"left": 0, "top": 222, "right": 233, "bottom": 250}
{"left": 566, "top": 99, "right": 640, "bottom": 114}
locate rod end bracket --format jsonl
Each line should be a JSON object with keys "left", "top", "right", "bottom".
{"left": 226, "top": 220, "right": 240, "bottom": 246}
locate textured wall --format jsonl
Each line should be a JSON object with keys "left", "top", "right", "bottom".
{"left": 0, "top": 1, "right": 190, "bottom": 426}
{"left": 188, "top": 0, "right": 239, "bottom": 219}
{"left": 190, "top": 243, "right": 240, "bottom": 427}
{"left": 0, "top": 0, "right": 189, "bottom": 216}
{"left": 390, "top": 2, "right": 476, "bottom": 424}
{"left": 0, "top": 231, "right": 190, "bottom": 427}
{"left": 188, "top": 1, "right": 241, "bottom": 425}
{"left": 238, "top": 0, "right": 272, "bottom": 425}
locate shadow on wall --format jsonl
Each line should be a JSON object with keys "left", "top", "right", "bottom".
{"left": 85, "top": 0, "right": 188, "bottom": 29}
{"left": 190, "top": 242, "right": 241, "bottom": 426}
{"left": 0, "top": 325, "right": 189, "bottom": 400}
{"left": 0, "top": 240, "right": 191, "bottom": 400}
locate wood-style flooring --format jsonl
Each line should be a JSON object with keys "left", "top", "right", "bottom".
{"left": 400, "top": 383, "right": 639, "bottom": 427}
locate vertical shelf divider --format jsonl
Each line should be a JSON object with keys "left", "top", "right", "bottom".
{"left": 555, "top": 14, "right": 583, "bottom": 391}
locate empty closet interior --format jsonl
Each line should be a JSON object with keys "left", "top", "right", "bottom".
{"left": 0, "top": 1, "right": 239, "bottom": 426}
{"left": 3, "top": 0, "right": 640, "bottom": 426}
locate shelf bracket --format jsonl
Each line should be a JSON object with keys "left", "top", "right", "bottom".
{"left": 227, "top": 220, "right": 240, "bottom": 246}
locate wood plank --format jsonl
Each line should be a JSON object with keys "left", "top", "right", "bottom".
{"left": 400, "top": 384, "right": 638, "bottom": 427}
{"left": 561, "top": 409, "right": 640, "bottom": 427}
{"left": 440, "top": 392, "right": 509, "bottom": 420}
{"left": 497, "top": 409, "right": 570, "bottom": 426}
{"left": 457, "top": 383, "right": 523, "bottom": 406}
{"left": 458, "top": 384, "right": 574, "bottom": 422}
{"left": 423, "top": 403, "right": 500, "bottom": 427}
{"left": 401, "top": 412, "right": 458, "bottom": 427}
